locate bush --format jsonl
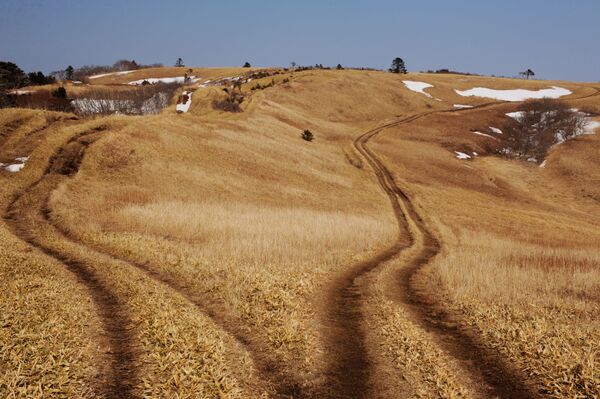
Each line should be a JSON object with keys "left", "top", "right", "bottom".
{"left": 212, "top": 90, "right": 244, "bottom": 113}
{"left": 243, "top": 62, "right": 251, "bottom": 68}
{"left": 70, "top": 83, "right": 180, "bottom": 116}
{"left": 301, "top": 129, "right": 314, "bottom": 142}
{"left": 498, "top": 99, "right": 588, "bottom": 163}
{"left": 52, "top": 87, "right": 67, "bottom": 98}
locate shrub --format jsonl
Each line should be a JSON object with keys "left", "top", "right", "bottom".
{"left": 301, "top": 129, "right": 314, "bottom": 142}
{"left": 498, "top": 99, "right": 588, "bottom": 163}
{"left": 69, "top": 83, "right": 180, "bottom": 116}
{"left": 212, "top": 90, "right": 244, "bottom": 113}
{"left": 52, "top": 87, "right": 67, "bottom": 99}
{"left": 243, "top": 62, "right": 251, "bottom": 68}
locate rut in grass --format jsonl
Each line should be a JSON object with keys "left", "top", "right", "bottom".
{"left": 38, "top": 127, "right": 305, "bottom": 398}
{"left": 342, "top": 107, "right": 539, "bottom": 399}
{"left": 3, "top": 127, "right": 140, "bottom": 399}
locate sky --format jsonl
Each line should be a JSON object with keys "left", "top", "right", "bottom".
{"left": 1, "top": 0, "right": 599, "bottom": 82}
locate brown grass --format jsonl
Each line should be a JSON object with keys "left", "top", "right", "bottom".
{"left": 1, "top": 71, "right": 599, "bottom": 397}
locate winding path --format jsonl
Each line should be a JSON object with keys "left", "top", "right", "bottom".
{"left": 4, "top": 127, "right": 140, "bottom": 399}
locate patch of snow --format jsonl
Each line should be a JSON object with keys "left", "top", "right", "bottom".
{"left": 89, "top": 70, "right": 135, "bottom": 79}
{"left": 506, "top": 111, "right": 525, "bottom": 120}
{"left": 455, "top": 86, "right": 572, "bottom": 102}
{"left": 472, "top": 152, "right": 478, "bottom": 156}
{"left": 129, "top": 76, "right": 196, "bottom": 85}
{"left": 176, "top": 91, "right": 193, "bottom": 113}
{"left": 5, "top": 164, "right": 25, "bottom": 172}
{"left": 453, "top": 104, "right": 473, "bottom": 109}
{"left": 472, "top": 131, "right": 498, "bottom": 140}
{"left": 454, "top": 151, "right": 472, "bottom": 160}
{"left": 403, "top": 81, "right": 434, "bottom": 98}
{"left": 4, "top": 156, "right": 28, "bottom": 172}
{"left": 583, "top": 120, "right": 600, "bottom": 135}
{"left": 9, "top": 90, "right": 33, "bottom": 95}
{"left": 539, "top": 160, "right": 547, "bottom": 168}
{"left": 489, "top": 126, "right": 503, "bottom": 134}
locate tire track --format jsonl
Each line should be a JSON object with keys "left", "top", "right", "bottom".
{"left": 3, "top": 127, "right": 140, "bottom": 399}
{"left": 322, "top": 107, "right": 532, "bottom": 399}
{"left": 321, "top": 87, "right": 600, "bottom": 398}
{"left": 35, "top": 130, "right": 303, "bottom": 397}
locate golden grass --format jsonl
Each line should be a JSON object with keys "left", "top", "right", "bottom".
{"left": 2, "top": 71, "right": 600, "bottom": 397}
{"left": 0, "top": 111, "right": 102, "bottom": 398}
{"left": 375, "top": 95, "right": 600, "bottom": 396}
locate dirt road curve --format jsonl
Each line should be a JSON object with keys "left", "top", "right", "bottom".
{"left": 4, "top": 127, "right": 140, "bottom": 399}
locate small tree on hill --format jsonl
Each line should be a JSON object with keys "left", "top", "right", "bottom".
{"left": 336, "top": 64, "right": 343, "bottom": 70}
{"left": 52, "top": 86, "right": 67, "bottom": 99}
{"left": 301, "top": 129, "right": 314, "bottom": 142}
{"left": 65, "top": 65, "right": 74, "bottom": 80}
{"left": 175, "top": 58, "right": 185, "bottom": 67}
{"left": 243, "top": 62, "right": 251, "bottom": 68}
{"left": 519, "top": 69, "right": 535, "bottom": 80}
{"left": 389, "top": 57, "right": 407, "bottom": 74}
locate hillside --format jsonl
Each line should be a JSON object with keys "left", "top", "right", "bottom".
{"left": 1, "top": 68, "right": 599, "bottom": 399}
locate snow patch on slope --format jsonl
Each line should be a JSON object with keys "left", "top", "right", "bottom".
{"left": 129, "top": 76, "right": 196, "bottom": 85}
{"left": 89, "top": 70, "right": 135, "bottom": 79}
{"left": 3, "top": 156, "right": 28, "bottom": 172}
{"left": 455, "top": 86, "right": 571, "bottom": 102}
{"left": 403, "top": 81, "right": 434, "bottom": 98}
{"left": 176, "top": 91, "right": 192, "bottom": 113}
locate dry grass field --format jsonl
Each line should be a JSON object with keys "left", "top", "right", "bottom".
{"left": 1, "top": 68, "right": 599, "bottom": 398}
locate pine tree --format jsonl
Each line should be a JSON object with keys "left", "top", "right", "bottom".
{"left": 175, "top": 58, "right": 184, "bottom": 67}
{"left": 65, "top": 65, "right": 74, "bottom": 80}
{"left": 389, "top": 57, "right": 407, "bottom": 74}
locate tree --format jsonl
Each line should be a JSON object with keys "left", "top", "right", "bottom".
{"left": 389, "top": 57, "right": 407, "bottom": 74}
{"left": 65, "top": 65, "right": 74, "bottom": 80}
{"left": 499, "top": 99, "right": 586, "bottom": 162}
{"left": 243, "top": 62, "right": 251, "bottom": 68}
{"left": 113, "top": 59, "right": 139, "bottom": 71}
{"left": 27, "top": 71, "right": 56, "bottom": 85}
{"left": 336, "top": 64, "right": 343, "bottom": 70}
{"left": 519, "top": 69, "right": 535, "bottom": 80}
{"left": 175, "top": 58, "right": 185, "bottom": 67}
{"left": 301, "top": 129, "right": 314, "bottom": 142}
{"left": 290, "top": 61, "right": 296, "bottom": 69}
{"left": 0, "top": 61, "right": 27, "bottom": 90}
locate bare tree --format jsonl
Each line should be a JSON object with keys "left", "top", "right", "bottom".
{"left": 519, "top": 69, "right": 535, "bottom": 80}
{"left": 499, "top": 98, "right": 587, "bottom": 162}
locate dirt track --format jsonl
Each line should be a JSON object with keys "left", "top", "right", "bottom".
{"left": 4, "top": 128, "right": 140, "bottom": 399}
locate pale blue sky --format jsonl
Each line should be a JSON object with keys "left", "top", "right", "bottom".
{"left": 1, "top": 0, "right": 598, "bottom": 81}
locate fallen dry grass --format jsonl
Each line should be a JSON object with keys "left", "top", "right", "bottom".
{"left": 375, "top": 94, "right": 600, "bottom": 397}
{"left": 2, "top": 71, "right": 599, "bottom": 397}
